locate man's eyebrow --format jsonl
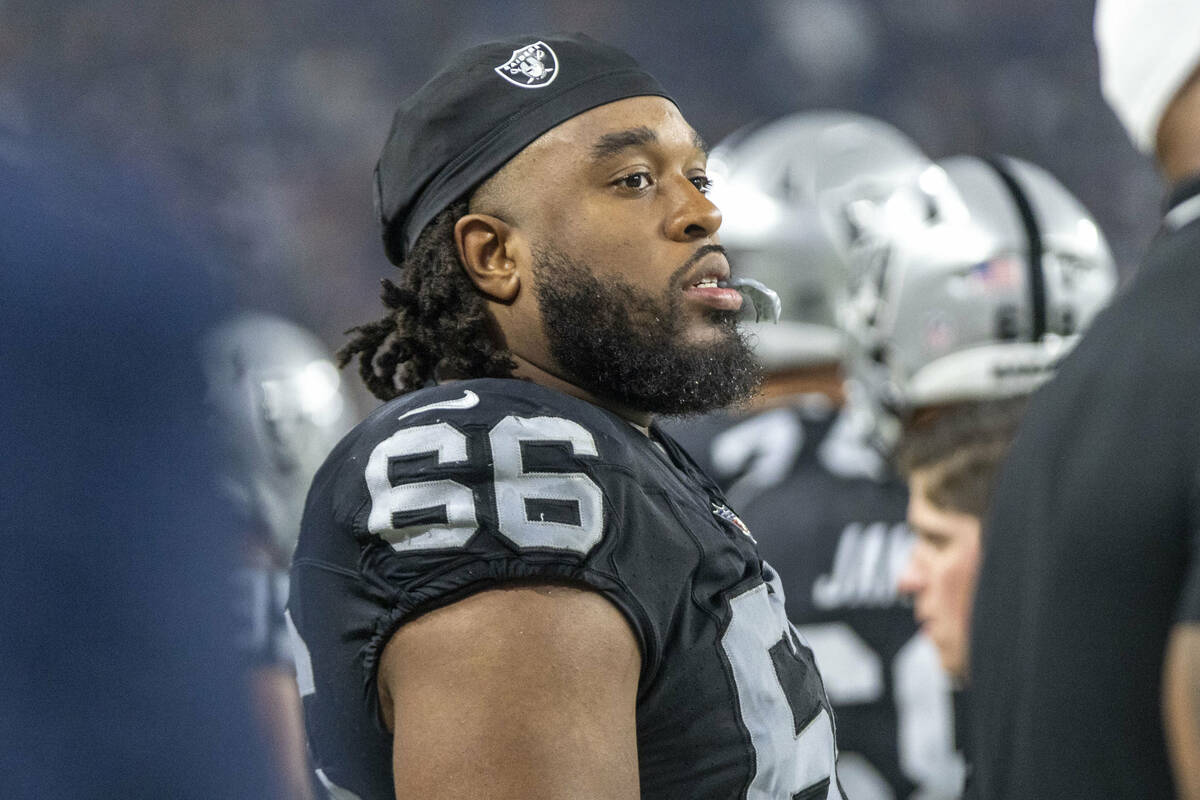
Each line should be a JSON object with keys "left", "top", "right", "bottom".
{"left": 589, "top": 126, "right": 711, "bottom": 161}
{"left": 591, "top": 126, "right": 657, "bottom": 160}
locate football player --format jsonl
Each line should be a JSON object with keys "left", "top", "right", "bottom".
{"left": 663, "top": 111, "right": 966, "bottom": 800}
{"left": 202, "top": 313, "right": 363, "bottom": 800}
{"left": 969, "top": 3, "right": 1200, "bottom": 797}
{"left": 287, "top": 34, "right": 845, "bottom": 799}
{"left": 893, "top": 397, "right": 1029, "bottom": 685}
{"left": 843, "top": 154, "right": 1116, "bottom": 774}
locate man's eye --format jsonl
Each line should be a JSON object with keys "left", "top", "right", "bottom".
{"left": 617, "top": 172, "right": 651, "bottom": 190}
{"left": 926, "top": 534, "right": 951, "bottom": 551}
{"left": 914, "top": 528, "right": 948, "bottom": 550}
{"left": 691, "top": 175, "right": 714, "bottom": 194}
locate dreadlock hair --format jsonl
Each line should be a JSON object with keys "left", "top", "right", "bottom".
{"left": 339, "top": 199, "right": 516, "bottom": 400}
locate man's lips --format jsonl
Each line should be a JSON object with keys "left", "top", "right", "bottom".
{"left": 681, "top": 248, "right": 743, "bottom": 311}
{"left": 684, "top": 282, "right": 744, "bottom": 311}
{"left": 679, "top": 245, "right": 730, "bottom": 286}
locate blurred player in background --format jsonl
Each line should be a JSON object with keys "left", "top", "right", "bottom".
{"left": 203, "top": 313, "right": 363, "bottom": 800}
{"left": 969, "top": 3, "right": 1200, "bottom": 797}
{"left": 846, "top": 152, "right": 1117, "bottom": 784}
{"left": 893, "top": 399, "right": 1027, "bottom": 683}
{"left": 289, "top": 33, "right": 845, "bottom": 800}
{"left": 0, "top": 134, "right": 276, "bottom": 797}
{"left": 665, "top": 111, "right": 966, "bottom": 799}
{"left": 851, "top": 152, "right": 1118, "bottom": 676}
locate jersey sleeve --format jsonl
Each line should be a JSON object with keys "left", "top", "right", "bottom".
{"left": 1178, "top": 467, "right": 1200, "bottom": 623}
{"left": 293, "top": 383, "right": 667, "bottom": 693}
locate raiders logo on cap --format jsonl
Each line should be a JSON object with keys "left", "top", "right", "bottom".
{"left": 494, "top": 41, "right": 558, "bottom": 88}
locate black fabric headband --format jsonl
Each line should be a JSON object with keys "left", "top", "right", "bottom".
{"left": 373, "top": 33, "right": 673, "bottom": 264}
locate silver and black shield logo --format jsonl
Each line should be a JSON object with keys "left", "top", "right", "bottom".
{"left": 494, "top": 41, "right": 559, "bottom": 89}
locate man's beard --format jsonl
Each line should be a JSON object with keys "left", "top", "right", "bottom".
{"left": 532, "top": 244, "right": 762, "bottom": 416}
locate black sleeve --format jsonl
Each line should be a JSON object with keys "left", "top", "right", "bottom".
{"left": 1178, "top": 467, "right": 1200, "bottom": 623}
{"left": 293, "top": 385, "right": 673, "bottom": 697}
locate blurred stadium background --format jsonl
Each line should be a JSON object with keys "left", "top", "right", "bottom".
{"left": 0, "top": 0, "right": 1161, "bottom": 363}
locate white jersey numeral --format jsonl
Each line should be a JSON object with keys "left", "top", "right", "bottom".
{"left": 365, "top": 415, "right": 602, "bottom": 556}
{"left": 796, "top": 623, "right": 965, "bottom": 799}
{"left": 365, "top": 422, "right": 478, "bottom": 551}
{"left": 711, "top": 407, "right": 805, "bottom": 507}
{"left": 489, "top": 416, "right": 603, "bottom": 553}
{"left": 285, "top": 609, "right": 315, "bottom": 699}
{"left": 722, "top": 578, "right": 843, "bottom": 799}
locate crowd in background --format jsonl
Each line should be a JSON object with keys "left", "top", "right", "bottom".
{"left": 0, "top": 0, "right": 1163, "bottom": 366}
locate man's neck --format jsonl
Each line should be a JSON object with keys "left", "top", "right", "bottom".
{"left": 508, "top": 353, "right": 654, "bottom": 431}
{"left": 1156, "top": 68, "right": 1200, "bottom": 184}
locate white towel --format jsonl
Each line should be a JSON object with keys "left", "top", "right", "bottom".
{"left": 1095, "top": 0, "right": 1200, "bottom": 153}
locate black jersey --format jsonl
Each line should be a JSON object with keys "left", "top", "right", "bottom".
{"left": 233, "top": 561, "right": 292, "bottom": 671}
{"left": 666, "top": 397, "right": 965, "bottom": 799}
{"left": 968, "top": 177, "right": 1200, "bottom": 798}
{"left": 288, "top": 378, "right": 844, "bottom": 800}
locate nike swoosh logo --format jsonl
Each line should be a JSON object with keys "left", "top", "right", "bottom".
{"left": 397, "top": 390, "right": 480, "bottom": 421}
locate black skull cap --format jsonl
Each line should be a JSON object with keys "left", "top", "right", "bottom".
{"left": 374, "top": 32, "right": 673, "bottom": 264}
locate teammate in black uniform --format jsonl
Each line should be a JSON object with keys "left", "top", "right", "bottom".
{"left": 849, "top": 152, "right": 1117, "bottom": 677}
{"left": 893, "top": 398, "right": 1028, "bottom": 683}
{"left": 968, "top": 4, "right": 1200, "bottom": 796}
{"left": 842, "top": 151, "right": 1116, "bottom": 791}
{"left": 665, "top": 111, "right": 965, "bottom": 800}
{"left": 288, "top": 34, "right": 844, "bottom": 799}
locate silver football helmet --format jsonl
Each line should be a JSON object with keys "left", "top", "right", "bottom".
{"left": 202, "top": 313, "right": 362, "bottom": 558}
{"left": 842, "top": 155, "right": 1118, "bottom": 422}
{"left": 708, "top": 110, "right": 933, "bottom": 370}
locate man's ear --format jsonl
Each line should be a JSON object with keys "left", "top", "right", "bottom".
{"left": 454, "top": 213, "right": 522, "bottom": 303}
